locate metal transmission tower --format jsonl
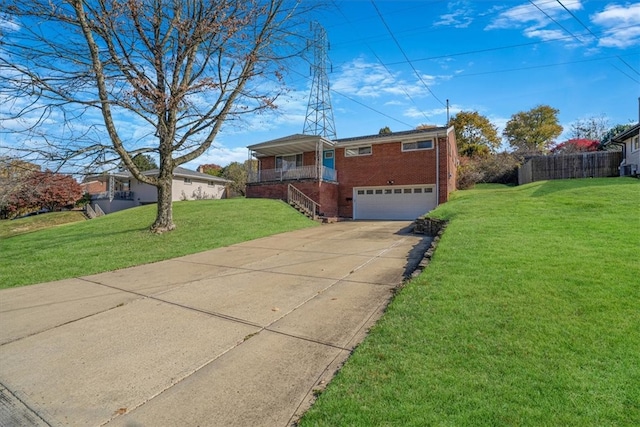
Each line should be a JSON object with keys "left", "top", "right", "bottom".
{"left": 303, "top": 22, "right": 337, "bottom": 140}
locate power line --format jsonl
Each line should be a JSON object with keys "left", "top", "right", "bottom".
{"left": 555, "top": 0, "right": 599, "bottom": 39}
{"left": 555, "top": 0, "right": 640, "bottom": 77}
{"left": 451, "top": 54, "right": 640, "bottom": 84}
{"left": 527, "top": 0, "right": 586, "bottom": 44}
{"left": 369, "top": 0, "right": 446, "bottom": 107}
{"left": 381, "top": 24, "right": 639, "bottom": 66}
{"left": 330, "top": 0, "right": 432, "bottom": 124}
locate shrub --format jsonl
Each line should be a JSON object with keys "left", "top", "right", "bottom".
{"left": 457, "top": 153, "right": 520, "bottom": 189}
{"left": 457, "top": 157, "right": 483, "bottom": 190}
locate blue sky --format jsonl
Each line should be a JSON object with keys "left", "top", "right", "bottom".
{"left": 1, "top": 1, "right": 638, "bottom": 171}
{"left": 194, "top": 0, "right": 639, "bottom": 168}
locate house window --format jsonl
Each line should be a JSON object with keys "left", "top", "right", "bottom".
{"left": 404, "top": 188, "right": 412, "bottom": 193}
{"left": 633, "top": 136, "right": 639, "bottom": 152}
{"left": 184, "top": 178, "right": 192, "bottom": 185}
{"left": 324, "top": 151, "right": 334, "bottom": 159}
{"left": 384, "top": 189, "right": 392, "bottom": 194}
{"left": 394, "top": 188, "right": 402, "bottom": 194}
{"left": 425, "top": 188, "right": 433, "bottom": 193}
{"left": 345, "top": 146, "right": 372, "bottom": 157}
{"left": 366, "top": 189, "right": 374, "bottom": 195}
{"left": 414, "top": 188, "right": 422, "bottom": 193}
{"left": 402, "top": 140, "right": 434, "bottom": 151}
{"left": 208, "top": 181, "right": 215, "bottom": 187}
{"left": 357, "top": 190, "right": 365, "bottom": 195}
{"left": 275, "top": 154, "right": 303, "bottom": 170}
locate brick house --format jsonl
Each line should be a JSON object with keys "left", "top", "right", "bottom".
{"left": 246, "top": 127, "right": 458, "bottom": 220}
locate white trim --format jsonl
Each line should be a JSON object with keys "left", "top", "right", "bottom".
{"left": 402, "top": 139, "right": 434, "bottom": 152}
{"left": 345, "top": 145, "right": 372, "bottom": 157}
{"left": 275, "top": 153, "right": 303, "bottom": 170}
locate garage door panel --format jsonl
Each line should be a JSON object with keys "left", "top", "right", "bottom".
{"left": 353, "top": 186, "right": 437, "bottom": 220}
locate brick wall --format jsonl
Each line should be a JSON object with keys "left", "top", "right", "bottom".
{"left": 257, "top": 152, "right": 319, "bottom": 171}
{"left": 246, "top": 181, "right": 288, "bottom": 200}
{"left": 335, "top": 141, "right": 439, "bottom": 217}
{"left": 246, "top": 180, "right": 339, "bottom": 217}
{"left": 249, "top": 131, "right": 457, "bottom": 219}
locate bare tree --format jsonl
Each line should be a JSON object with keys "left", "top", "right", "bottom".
{"left": 0, "top": 0, "right": 313, "bottom": 232}
{"left": 570, "top": 115, "right": 609, "bottom": 141}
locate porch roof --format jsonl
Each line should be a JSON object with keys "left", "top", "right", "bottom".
{"left": 248, "top": 134, "right": 335, "bottom": 158}
{"left": 84, "top": 167, "right": 231, "bottom": 184}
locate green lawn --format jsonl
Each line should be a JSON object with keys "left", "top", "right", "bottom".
{"left": 0, "top": 198, "right": 317, "bottom": 288}
{"left": 300, "top": 177, "right": 640, "bottom": 426}
{"left": 0, "top": 211, "right": 87, "bottom": 239}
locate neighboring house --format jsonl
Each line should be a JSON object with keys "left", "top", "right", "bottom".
{"left": 608, "top": 123, "right": 640, "bottom": 176}
{"left": 83, "top": 167, "right": 231, "bottom": 214}
{"left": 246, "top": 127, "right": 457, "bottom": 220}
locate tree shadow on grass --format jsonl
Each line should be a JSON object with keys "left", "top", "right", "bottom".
{"left": 530, "top": 177, "right": 638, "bottom": 198}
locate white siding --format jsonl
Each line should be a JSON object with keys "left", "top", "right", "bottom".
{"left": 173, "top": 179, "right": 226, "bottom": 201}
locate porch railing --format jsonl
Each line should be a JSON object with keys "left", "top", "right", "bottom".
{"left": 91, "top": 191, "right": 135, "bottom": 200}
{"left": 287, "top": 184, "right": 319, "bottom": 220}
{"left": 248, "top": 165, "right": 337, "bottom": 183}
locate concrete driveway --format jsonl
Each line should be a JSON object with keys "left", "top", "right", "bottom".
{"left": 0, "top": 221, "right": 431, "bottom": 427}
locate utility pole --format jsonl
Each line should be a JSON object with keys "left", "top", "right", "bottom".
{"left": 446, "top": 99, "right": 450, "bottom": 126}
{"left": 303, "top": 22, "right": 337, "bottom": 140}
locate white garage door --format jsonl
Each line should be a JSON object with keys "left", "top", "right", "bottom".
{"left": 353, "top": 185, "right": 437, "bottom": 220}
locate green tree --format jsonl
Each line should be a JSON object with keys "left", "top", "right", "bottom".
{"left": 600, "top": 123, "right": 635, "bottom": 149}
{"left": 449, "top": 111, "right": 500, "bottom": 157}
{"left": 131, "top": 154, "right": 158, "bottom": 172}
{"left": 2, "top": 1, "right": 314, "bottom": 233}
{"left": 199, "top": 163, "right": 224, "bottom": 177}
{"left": 222, "top": 161, "right": 254, "bottom": 197}
{"left": 503, "top": 105, "right": 563, "bottom": 154}
{"left": 379, "top": 126, "right": 392, "bottom": 135}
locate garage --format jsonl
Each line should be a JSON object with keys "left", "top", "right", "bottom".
{"left": 353, "top": 185, "right": 437, "bottom": 220}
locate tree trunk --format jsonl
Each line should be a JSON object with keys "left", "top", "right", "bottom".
{"left": 150, "top": 176, "right": 175, "bottom": 233}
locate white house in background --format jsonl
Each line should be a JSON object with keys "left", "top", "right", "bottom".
{"left": 82, "top": 167, "right": 231, "bottom": 214}
{"left": 609, "top": 123, "right": 640, "bottom": 176}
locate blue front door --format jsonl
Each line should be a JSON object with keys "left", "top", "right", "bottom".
{"left": 323, "top": 150, "right": 335, "bottom": 169}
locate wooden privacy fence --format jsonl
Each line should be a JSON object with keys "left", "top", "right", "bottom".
{"left": 518, "top": 151, "right": 622, "bottom": 185}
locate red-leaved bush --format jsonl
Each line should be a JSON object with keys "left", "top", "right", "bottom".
{"left": 551, "top": 139, "right": 600, "bottom": 154}
{"left": 8, "top": 170, "right": 83, "bottom": 214}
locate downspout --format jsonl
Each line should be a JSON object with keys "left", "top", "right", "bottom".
{"left": 608, "top": 138, "right": 626, "bottom": 175}
{"left": 435, "top": 136, "right": 440, "bottom": 205}
{"left": 609, "top": 139, "right": 626, "bottom": 161}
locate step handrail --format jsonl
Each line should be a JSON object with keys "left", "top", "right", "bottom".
{"left": 287, "top": 184, "right": 320, "bottom": 220}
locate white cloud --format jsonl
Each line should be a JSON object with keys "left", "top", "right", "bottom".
{"left": 332, "top": 57, "right": 399, "bottom": 98}
{"left": 0, "top": 16, "right": 20, "bottom": 32}
{"left": 524, "top": 28, "right": 566, "bottom": 41}
{"left": 485, "top": 0, "right": 590, "bottom": 45}
{"left": 591, "top": 3, "right": 640, "bottom": 48}
{"left": 185, "top": 145, "right": 248, "bottom": 169}
{"left": 434, "top": 1, "right": 475, "bottom": 28}
{"left": 332, "top": 56, "right": 451, "bottom": 102}
{"left": 487, "top": 0, "right": 583, "bottom": 29}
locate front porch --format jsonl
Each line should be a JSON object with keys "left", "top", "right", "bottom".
{"left": 246, "top": 134, "right": 340, "bottom": 218}
{"left": 248, "top": 165, "right": 337, "bottom": 183}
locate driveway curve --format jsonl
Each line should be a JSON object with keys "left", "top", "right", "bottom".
{"left": 0, "top": 221, "right": 431, "bottom": 427}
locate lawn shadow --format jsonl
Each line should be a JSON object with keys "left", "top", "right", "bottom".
{"left": 530, "top": 176, "right": 637, "bottom": 198}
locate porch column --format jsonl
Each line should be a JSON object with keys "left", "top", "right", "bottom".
{"left": 317, "top": 138, "right": 322, "bottom": 182}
